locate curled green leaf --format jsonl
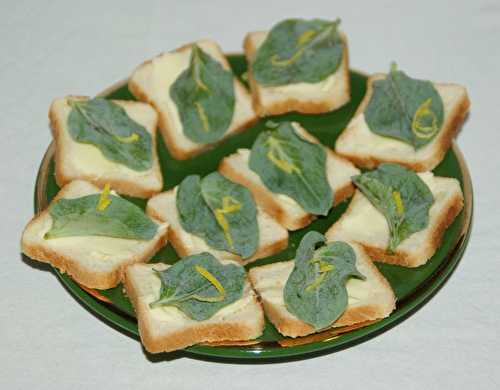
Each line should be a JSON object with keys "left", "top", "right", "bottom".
{"left": 252, "top": 18, "right": 344, "bottom": 86}
{"left": 176, "top": 173, "right": 259, "bottom": 258}
{"left": 44, "top": 191, "right": 158, "bottom": 240}
{"left": 67, "top": 98, "right": 153, "bottom": 171}
{"left": 284, "top": 231, "right": 365, "bottom": 330}
{"left": 149, "top": 253, "right": 245, "bottom": 321}
{"left": 249, "top": 122, "right": 333, "bottom": 215}
{"left": 352, "top": 163, "right": 434, "bottom": 253}
{"left": 364, "top": 64, "right": 444, "bottom": 149}
{"left": 170, "top": 45, "right": 235, "bottom": 144}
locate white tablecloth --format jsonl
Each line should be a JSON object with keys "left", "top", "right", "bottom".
{"left": 2, "top": 1, "right": 499, "bottom": 388}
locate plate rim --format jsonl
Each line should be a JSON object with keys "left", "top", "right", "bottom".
{"left": 33, "top": 68, "right": 473, "bottom": 360}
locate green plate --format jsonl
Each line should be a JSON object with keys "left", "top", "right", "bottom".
{"left": 34, "top": 55, "right": 473, "bottom": 361}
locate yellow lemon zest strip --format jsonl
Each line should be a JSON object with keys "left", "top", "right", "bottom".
{"left": 270, "top": 28, "right": 318, "bottom": 67}
{"left": 318, "top": 261, "right": 334, "bottom": 273}
{"left": 392, "top": 191, "right": 404, "bottom": 216}
{"left": 214, "top": 196, "right": 242, "bottom": 249}
{"left": 96, "top": 183, "right": 112, "bottom": 211}
{"left": 114, "top": 133, "right": 139, "bottom": 143}
{"left": 305, "top": 272, "right": 326, "bottom": 293}
{"left": 192, "top": 47, "right": 209, "bottom": 92}
{"left": 412, "top": 98, "right": 439, "bottom": 139}
{"left": 297, "top": 29, "right": 316, "bottom": 46}
{"left": 193, "top": 265, "right": 226, "bottom": 302}
{"left": 270, "top": 48, "right": 306, "bottom": 67}
{"left": 305, "top": 258, "right": 334, "bottom": 292}
{"left": 194, "top": 73, "right": 208, "bottom": 91}
{"left": 310, "top": 258, "right": 334, "bottom": 272}
{"left": 195, "top": 102, "right": 210, "bottom": 132}
{"left": 265, "top": 136, "right": 301, "bottom": 174}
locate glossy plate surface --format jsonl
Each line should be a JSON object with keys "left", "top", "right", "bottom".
{"left": 34, "top": 55, "right": 473, "bottom": 360}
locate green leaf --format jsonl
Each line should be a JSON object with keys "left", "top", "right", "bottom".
{"left": 44, "top": 193, "right": 158, "bottom": 240}
{"left": 364, "top": 64, "right": 445, "bottom": 149}
{"left": 150, "top": 253, "right": 245, "bottom": 321}
{"left": 176, "top": 173, "right": 259, "bottom": 258}
{"left": 170, "top": 44, "right": 235, "bottom": 144}
{"left": 249, "top": 122, "right": 333, "bottom": 215}
{"left": 352, "top": 163, "right": 434, "bottom": 253}
{"left": 176, "top": 175, "right": 219, "bottom": 241}
{"left": 201, "top": 172, "right": 259, "bottom": 258}
{"left": 284, "top": 231, "right": 365, "bottom": 330}
{"left": 67, "top": 98, "right": 153, "bottom": 171}
{"left": 252, "top": 18, "right": 344, "bottom": 87}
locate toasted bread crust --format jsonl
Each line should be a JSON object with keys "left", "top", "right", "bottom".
{"left": 335, "top": 75, "right": 471, "bottom": 172}
{"left": 248, "top": 255, "right": 396, "bottom": 338}
{"left": 146, "top": 191, "right": 289, "bottom": 265}
{"left": 258, "top": 295, "right": 314, "bottom": 337}
{"left": 219, "top": 149, "right": 356, "bottom": 231}
{"left": 259, "top": 299, "right": 391, "bottom": 338}
{"left": 49, "top": 98, "right": 163, "bottom": 198}
{"left": 124, "top": 268, "right": 265, "bottom": 353}
{"left": 129, "top": 43, "right": 258, "bottom": 161}
{"left": 21, "top": 183, "right": 169, "bottom": 289}
{"left": 243, "top": 33, "right": 351, "bottom": 117}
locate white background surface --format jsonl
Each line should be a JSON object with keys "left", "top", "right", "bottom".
{"left": 2, "top": 0, "right": 499, "bottom": 389}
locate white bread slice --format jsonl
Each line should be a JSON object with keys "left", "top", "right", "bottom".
{"left": 335, "top": 74, "right": 470, "bottom": 171}
{"left": 21, "top": 180, "right": 169, "bottom": 289}
{"left": 326, "top": 172, "right": 464, "bottom": 267}
{"left": 124, "top": 262, "right": 265, "bottom": 353}
{"left": 146, "top": 188, "right": 288, "bottom": 265}
{"left": 248, "top": 242, "right": 395, "bottom": 338}
{"left": 243, "top": 31, "right": 350, "bottom": 116}
{"left": 49, "top": 96, "right": 163, "bottom": 198}
{"left": 129, "top": 40, "right": 258, "bottom": 160}
{"left": 219, "top": 123, "right": 360, "bottom": 230}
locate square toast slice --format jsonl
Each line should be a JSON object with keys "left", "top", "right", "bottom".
{"left": 335, "top": 74, "right": 470, "bottom": 171}
{"left": 21, "top": 180, "right": 169, "bottom": 289}
{"left": 124, "top": 262, "right": 265, "bottom": 353}
{"left": 146, "top": 189, "right": 288, "bottom": 265}
{"left": 129, "top": 39, "right": 258, "bottom": 160}
{"left": 248, "top": 242, "right": 396, "bottom": 338}
{"left": 326, "top": 172, "right": 464, "bottom": 267}
{"left": 243, "top": 31, "right": 350, "bottom": 116}
{"left": 219, "top": 123, "right": 360, "bottom": 230}
{"left": 49, "top": 97, "right": 163, "bottom": 198}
